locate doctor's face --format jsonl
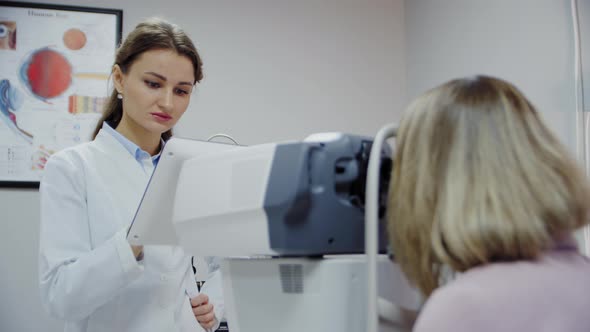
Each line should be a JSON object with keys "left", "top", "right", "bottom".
{"left": 114, "top": 49, "right": 195, "bottom": 139}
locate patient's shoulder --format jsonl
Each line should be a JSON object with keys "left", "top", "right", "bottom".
{"left": 413, "top": 252, "right": 590, "bottom": 332}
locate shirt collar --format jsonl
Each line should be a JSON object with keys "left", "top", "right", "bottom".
{"left": 101, "top": 122, "right": 165, "bottom": 166}
{"left": 552, "top": 233, "right": 579, "bottom": 251}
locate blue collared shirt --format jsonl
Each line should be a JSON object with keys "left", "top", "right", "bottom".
{"left": 101, "top": 122, "right": 164, "bottom": 170}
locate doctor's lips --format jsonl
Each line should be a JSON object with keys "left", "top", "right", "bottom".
{"left": 151, "top": 112, "right": 172, "bottom": 121}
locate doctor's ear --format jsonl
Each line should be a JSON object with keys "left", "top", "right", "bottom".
{"left": 112, "top": 64, "right": 125, "bottom": 94}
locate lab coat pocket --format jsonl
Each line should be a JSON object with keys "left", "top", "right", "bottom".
{"left": 86, "top": 301, "right": 121, "bottom": 332}
{"left": 143, "top": 246, "right": 188, "bottom": 272}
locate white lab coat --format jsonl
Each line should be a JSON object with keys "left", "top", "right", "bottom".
{"left": 39, "top": 129, "right": 221, "bottom": 332}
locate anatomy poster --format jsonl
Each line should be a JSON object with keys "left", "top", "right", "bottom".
{"left": 0, "top": 2, "right": 121, "bottom": 187}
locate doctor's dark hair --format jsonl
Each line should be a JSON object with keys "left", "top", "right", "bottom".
{"left": 92, "top": 17, "right": 203, "bottom": 141}
{"left": 387, "top": 75, "right": 590, "bottom": 297}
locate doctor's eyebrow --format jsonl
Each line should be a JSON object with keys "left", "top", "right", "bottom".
{"left": 144, "top": 72, "right": 193, "bottom": 86}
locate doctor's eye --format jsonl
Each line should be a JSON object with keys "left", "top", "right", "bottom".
{"left": 0, "top": 25, "right": 7, "bottom": 38}
{"left": 174, "top": 87, "right": 190, "bottom": 96}
{"left": 144, "top": 80, "right": 161, "bottom": 89}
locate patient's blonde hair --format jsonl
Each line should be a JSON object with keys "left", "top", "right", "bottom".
{"left": 388, "top": 76, "right": 590, "bottom": 296}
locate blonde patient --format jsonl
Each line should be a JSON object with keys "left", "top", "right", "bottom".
{"left": 388, "top": 76, "right": 590, "bottom": 331}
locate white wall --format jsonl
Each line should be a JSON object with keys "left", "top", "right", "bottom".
{"left": 405, "top": 0, "right": 578, "bottom": 150}
{"left": 0, "top": 1, "right": 405, "bottom": 331}
{"left": 404, "top": 0, "right": 589, "bottom": 250}
{"left": 174, "top": 0, "right": 406, "bottom": 145}
{"left": 580, "top": 0, "right": 590, "bottom": 112}
{"left": 0, "top": 188, "right": 54, "bottom": 332}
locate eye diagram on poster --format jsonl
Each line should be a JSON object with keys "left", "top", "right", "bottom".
{"left": 0, "top": 1, "right": 122, "bottom": 188}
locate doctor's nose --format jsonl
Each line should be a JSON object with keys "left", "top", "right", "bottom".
{"left": 158, "top": 89, "right": 174, "bottom": 111}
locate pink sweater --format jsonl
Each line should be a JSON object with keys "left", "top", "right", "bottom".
{"left": 413, "top": 247, "right": 590, "bottom": 332}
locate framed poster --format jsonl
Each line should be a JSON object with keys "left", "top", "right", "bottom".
{"left": 0, "top": 1, "right": 122, "bottom": 188}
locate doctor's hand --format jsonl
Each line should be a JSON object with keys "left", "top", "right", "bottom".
{"left": 191, "top": 293, "right": 217, "bottom": 330}
{"left": 130, "top": 244, "right": 143, "bottom": 261}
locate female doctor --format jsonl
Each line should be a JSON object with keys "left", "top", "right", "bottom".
{"left": 39, "top": 18, "right": 222, "bottom": 332}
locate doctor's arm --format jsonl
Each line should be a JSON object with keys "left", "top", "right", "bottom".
{"left": 38, "top": 153, "right": 143, "bottom": 321}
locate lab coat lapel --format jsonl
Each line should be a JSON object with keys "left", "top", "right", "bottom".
{"left": 94, "top": 130, "right": 151, "bottom": 229}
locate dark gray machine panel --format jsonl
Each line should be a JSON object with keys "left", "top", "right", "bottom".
{"left": 263, "top": 134, "right": 392, "bottom": 256}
